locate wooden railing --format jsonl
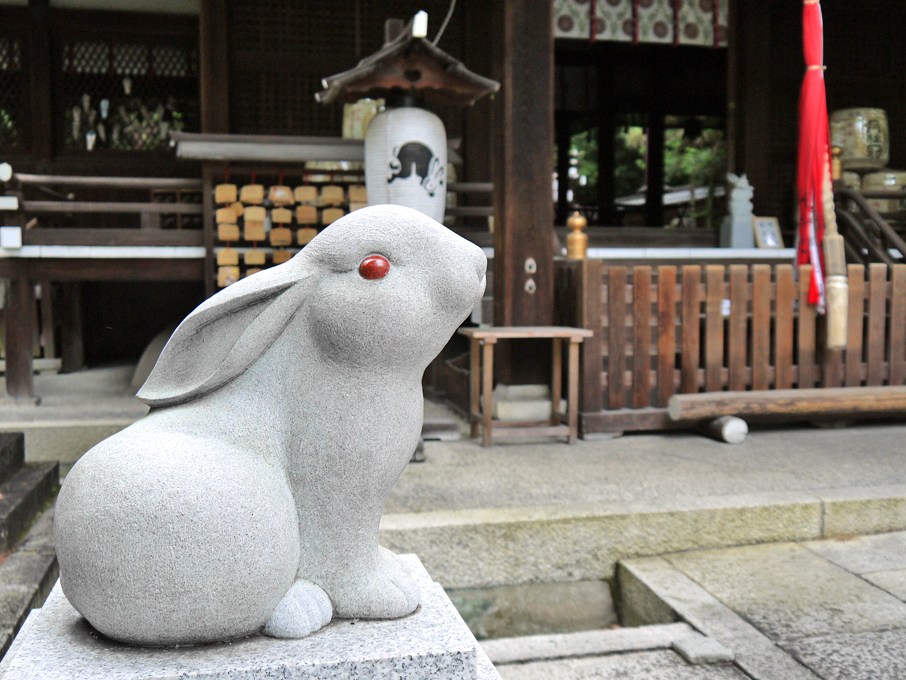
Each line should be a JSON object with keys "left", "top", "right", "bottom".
{"left": 835, "top": 186, "right": 906, "bottom": 266}
{"left": 557, "top": 260, "right": 906, "bottom": 434}
{"left": 3, "top": 173, "right": 204, "bottom": 247}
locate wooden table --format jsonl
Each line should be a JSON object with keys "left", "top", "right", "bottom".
{"left": 458, "top": 326, "right": 594, "bottom": 446}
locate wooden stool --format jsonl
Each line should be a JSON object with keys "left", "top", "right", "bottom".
{"left": 458, "top": 326, "right": 593, "bottom": 446}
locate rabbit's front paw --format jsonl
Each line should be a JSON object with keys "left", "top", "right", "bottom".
{"left": 262, "top": 579, "right": 332, "bottom": 638}
{"left": 330, "top": 547, "right": 420, "bottom": 619}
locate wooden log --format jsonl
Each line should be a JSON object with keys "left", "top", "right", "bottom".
{"left": 701, "top": 415, "right": 748, "bottom": 444}
{"left": 668, "top": 386, "right": 906, "bottom": 422}
{"left": 5, "top": 261, "right": 36, "bottom": 398}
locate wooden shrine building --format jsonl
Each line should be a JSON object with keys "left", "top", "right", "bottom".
{"left": 1, "top": 0, "right": 905, "bottom": 430}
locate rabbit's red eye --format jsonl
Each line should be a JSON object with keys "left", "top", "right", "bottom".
{"left": 359, "top": 255, "right": 390, "bottom": 280}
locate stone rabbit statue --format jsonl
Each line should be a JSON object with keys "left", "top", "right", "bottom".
{"left": 54, "top": 205, "right": 487, "bottom": 646}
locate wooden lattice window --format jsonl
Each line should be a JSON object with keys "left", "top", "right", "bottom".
{"left": 0, "top": 36, "right": 25, "bottom": 150}
{"left": 56, "top": 37, "right": 199, "bottom": 152}
{"left": 228, "top": 0, "right": 464, "bottom": 136}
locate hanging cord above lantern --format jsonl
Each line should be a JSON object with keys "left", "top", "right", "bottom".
{"left": 432, "top": 0, "right": 456, "bottom": 46}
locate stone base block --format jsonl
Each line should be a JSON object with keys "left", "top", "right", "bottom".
{"left": 0, "top": 555, "right": 501, "bottom": 680}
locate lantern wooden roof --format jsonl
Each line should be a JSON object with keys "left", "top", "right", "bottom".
{"left": 315, "top": 17, "right": 499, "bottom": 108}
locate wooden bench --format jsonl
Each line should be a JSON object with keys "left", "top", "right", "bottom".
{"left": 458, "top": 326, "right": 594, "bottom": 446}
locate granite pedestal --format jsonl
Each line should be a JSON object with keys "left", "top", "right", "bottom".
{"left": 0, "top": 555, "right": 500, "bottom": 680}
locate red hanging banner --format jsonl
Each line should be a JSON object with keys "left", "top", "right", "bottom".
{"left": 797, "top": 0, "right": 830, "bottom": 312}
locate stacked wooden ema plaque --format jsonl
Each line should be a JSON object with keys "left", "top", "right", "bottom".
{"left": 213, "top": 178, "right": 368, "bottom": 287}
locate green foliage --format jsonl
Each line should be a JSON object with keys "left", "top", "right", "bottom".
{"left": 614, "top": 126, "right": 647, "bottom": 198}
{"left": 665, "top": 127, "right": 727, "bottom": 189}
{"left": 566, "top": 120, "right": 727, "bottom": 227}
{"left": 0, "top": 108, "right": 18, "bottom": 147}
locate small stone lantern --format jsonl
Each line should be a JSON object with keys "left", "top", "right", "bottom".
{"left": 316, "top": 13, "right": 499, "bottom": 223}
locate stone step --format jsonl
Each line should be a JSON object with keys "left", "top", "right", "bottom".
{"left": 381, "top": 484, "right": 906, "bottom": 590}
{"left": 481, "top": 622, "right": 698, "bottom": 665}
{"left": 0, "top": 420, "right": 136, "bottom": 467}
{"left": 0, "top": 463, "right": 59, "bottom": 554}
{"left": 0, "top": 436, "right": 24, "bottom": 487}
{"left": 0, "top": 505, "right": 57, "bottom": 660}
{"left": 421, "top": 419, "right": 461, "bottom": 441}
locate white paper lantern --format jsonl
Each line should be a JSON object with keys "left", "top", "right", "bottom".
{"left": 365, "top": 106, "right": 447, "bottom": 223}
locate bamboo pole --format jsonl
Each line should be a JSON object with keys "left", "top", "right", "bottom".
{"left": 824, "top": 147, "right": 848, "bottom": 349}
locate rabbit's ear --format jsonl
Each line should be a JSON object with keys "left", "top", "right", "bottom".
{"left": 137, "top": 262, "right": 315, "bottom": 408}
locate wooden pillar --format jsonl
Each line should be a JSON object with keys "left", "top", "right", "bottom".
{"left": 491, "top": 0, "right": 554, "bottom": 329}
{"left": 202, "top": 165, "right": 217, "bottom": 298}
{"left": 200, "top": 0, "right": 230, "bottom": 133}
{"left": 27, "top": 0, "right": 52, "bottom": 161}
{"left": 555, "top": 116, "right": 572, "bottom": 225}
{"left": 726, "top": 0, "right": 771, "bottom": 214}
{"left": 463, "top": 0, "right": 494, "bottom": 188}
{"left": 59, "top": 282, "right": 84, "bottom": 374}
{"left": 645, "top": 99, "right": 665, "bottom": 227}
{"left": 6, "top": 261, "right": 35, "bottom": 398}
{"left": 597, "top": 68, "right": 616, "bottom": 225}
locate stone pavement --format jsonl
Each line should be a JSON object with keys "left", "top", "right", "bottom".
{"left": 3, "top": 367, "right": 906, "bottom": 678}
{"left": 615, "top": 530, "right": 906, "bottom": 680}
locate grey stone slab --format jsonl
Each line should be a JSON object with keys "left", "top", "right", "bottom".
{"left": 476, "top": 643, "right": 503, "bottom": 680}
{"left": 864, "top": 569, "right": 906, "bottom": 602}
{"left": 0, "top": 434, "right": 24, "bottom": 485}
{"left": 381, "top": 491, "right": 822, "bottom": 588}
{"left": 672, "top": 635, "right": 735, "bottom": 664}
{"left": 817, "top": 485, "right": 906, "bottom": 537}
{"left": 0, "top": 553, "right": 56, "bottom": 590}
{"left": 619, "top": 557, "right": 821, "bottom": 680}
{"left": 481, "top": 623, "right": 696, "bottom": 664}
{"left": 665, "top": 543, "right": 906, "bottom": 641}
{"left": 13, "top": 506, "right": 54, "bottom": 554}
{"left": 0, "top": 610, "right": 37, "bottom": 677}
{"left": 804, "top": 530, "right": 906, "bottom": 574}
{"left": 0, "top": 586, "right": 34, "bottom": 634}
{"left": 0, "top": 464, "right": 58, "bottom": 553}
{"left": 783, "top": 628, "right": 906, "bottom": 680}
{"left": 0, "top": 556, "right": 485, "bottom": 680}
{"left": 5, "top": 423, "right": 135, "bottom": 465}
{"left": 496, "top": 649, "right": 747, "bottom": 680}
{"left": 385, "top": 423, "right": 906, "bottom": 516}
{"left": 449, "top": 579, "right": 616, "bottom": 640}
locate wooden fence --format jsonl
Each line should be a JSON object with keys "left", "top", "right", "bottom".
{"left": 556, "top": 260, "right": 906, "bottom": 434}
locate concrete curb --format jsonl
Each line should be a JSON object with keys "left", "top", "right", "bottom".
{"left": 480, "top": 622, "right": 697, "bottom": 664}
{"left": 380, "top": 485, "right": 906, "bottom": 589}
